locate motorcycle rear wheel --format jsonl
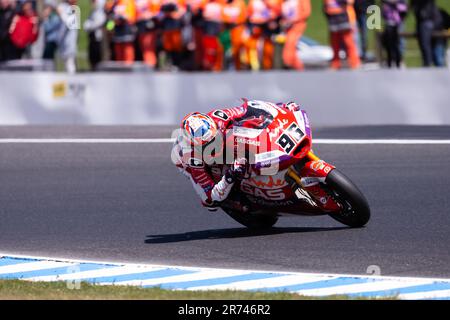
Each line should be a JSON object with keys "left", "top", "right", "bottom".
{"left": 223, "top": 209, "right": 279, "bottom": 229}
{"left": 325, "top": 169, "right": 371, "bottom": 228}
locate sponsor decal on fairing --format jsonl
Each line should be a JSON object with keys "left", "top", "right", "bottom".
{"left": 300, "top": 176, "right": 326, "bottom": 188}
{"left": 235, "top": 137, "right": 261, "bottom": 147}
{"left": 232, "top": 126, "right": 263, "bottom": 139}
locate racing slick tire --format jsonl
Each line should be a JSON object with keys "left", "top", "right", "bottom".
{"left": 325, "top": 169, "right": 371, "bottom": 228}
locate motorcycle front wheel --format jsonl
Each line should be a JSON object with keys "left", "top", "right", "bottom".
{"left": 325, "top": 169, "right": 371, "bottom": 228}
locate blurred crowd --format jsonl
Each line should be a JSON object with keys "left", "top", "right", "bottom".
{"left": 0, "top": 0, "right": 79, "bottom": 72}
{"left": 0, "top": 0, "right": 449, "bottom": 72}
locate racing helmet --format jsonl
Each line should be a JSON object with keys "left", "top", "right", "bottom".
{"left": 181, "top": 112, "right": 219, "bottom": 148}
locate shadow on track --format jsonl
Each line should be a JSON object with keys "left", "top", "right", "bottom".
{"left": 145, "top": 226, "right": 349, "bottom": 244}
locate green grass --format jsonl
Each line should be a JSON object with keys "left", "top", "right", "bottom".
{"left": 304, "top": 0, "right": 329, "bottom": 45}
{"left": 0, "top": 279, "right": 396, "bottom": 300}
{"left": 76, "top": 0, "right": 90, "bottom": 71}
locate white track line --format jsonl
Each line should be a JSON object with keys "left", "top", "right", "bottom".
{"left": 295, "top": 279, "right": 432, "bottom": 297}
{"left": 1, "top": 138, "right": 450, "bottom": 144}
{"left": 106, "top": 269, "right": 251, "bottom": 287}
{"left": 399, "top": 289, "right": 450, "bottom": 300}
{"left": 315, "top": 139, "right": 450, "bottom": 145}
{"left": 26, "top": 265, "right": 164, "bottom": 282}
{"left": 186, "top": 274, "right": 336, "bottom": 291}
{"left": 0, "top": 138, "right": 175, "bottom": 143}
{"left": 0, "top": 261, "right": 76, "bottom": 275}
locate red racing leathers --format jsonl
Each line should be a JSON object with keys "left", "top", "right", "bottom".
{"left": 173, "top": 104, "right": 248, "bottom": 208}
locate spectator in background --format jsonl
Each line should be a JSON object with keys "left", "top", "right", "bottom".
{"left": 160, "top": 0, "right": 186, "bottom": 69}
{"left": 135, "top": 0, "right": 161, "bottom": 69}
{"left": 411, "top": 0, "right": 444, "bottom": 67}
{"left": 0, "top": 0, "right": 16, "bottom": 62}
{"left": 382, "top": 0, "right": 407, "bottom": 68}
{"left": 58, "top": 0, "right": 79, "bottom": 73}
{"left": 432, "top": 7, "right": 449, "bottom": 67}
{"left": 354, "top": 0, "right": 374, "bottom": 61}
{"left": 106, "top": 0, "right": 137, "bottom": 64}
{"left": 247, "top": 0, "right": 282, "bottom": 70}
{"left": 323, "top": 0, "right": 361, "bottom": 70}
{"left": 84, "top": 0, "right": 106, "bottom": 70}
{"left": 201, "top": 0, "right": 224, "bottom": 71}
{"left": 42, "top": 1, "right": 62, "bottom": 61}
{"left": 186, "top": 0, "right": 206, "bottom": 70}
{"left": 281, "top": 0, "right": 311, "bottom": 71}
{"left": 8, "top": 0, "right": 39, "bottom": 60}
{"left": 223, "top": 0, "right": 247, "bottom": 71}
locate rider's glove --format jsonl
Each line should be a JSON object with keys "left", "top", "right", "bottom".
{"left": 229, "top": 158, "right": 249, "bottom": 181}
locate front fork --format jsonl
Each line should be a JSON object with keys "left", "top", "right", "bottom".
{"left": 286, "top": 151, "right": 341, "bottom": 212}
{"left": 287, "top": 151, "right": 319, "bottom": 184}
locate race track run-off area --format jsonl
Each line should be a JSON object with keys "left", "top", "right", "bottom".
{"left": 1, "top": 125, "right": 450, "bottom": 299}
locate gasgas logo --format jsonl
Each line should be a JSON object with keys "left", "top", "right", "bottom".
{"left": 244, "top": 176, "right": 288, "bottom": 189}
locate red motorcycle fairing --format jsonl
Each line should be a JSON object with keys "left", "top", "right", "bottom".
{"left": 296, "top": 159, "right": 341, "bottom": 212}
{"left": 209, "top": 162, "right": 340, "bottom": 215}
{"left": 302, "top": 159, "right": 335, "bottom": 179}
{"left": 213, "top": 103, "right": 340, "bottom": 214}
{"left": 239, "top": 170, "right": 296, "bottom": 201}
{"left": 224, "top": 104, "right": 313, "bottom": 176}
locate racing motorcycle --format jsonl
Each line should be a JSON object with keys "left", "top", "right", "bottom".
{"left": 217, "top": 101, "right": 370, "bottom": 229}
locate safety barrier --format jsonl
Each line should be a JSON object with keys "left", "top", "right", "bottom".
{"left": 0, "top": 69, "right": 449, "bottom": 126}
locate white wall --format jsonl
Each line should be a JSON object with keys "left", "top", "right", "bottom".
{"left": 0, "top": 69, "right": 449, "bottom": 126}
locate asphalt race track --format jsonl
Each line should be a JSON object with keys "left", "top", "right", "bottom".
{"left": 1, "top": 125, "right": 450, "bottom": 278}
